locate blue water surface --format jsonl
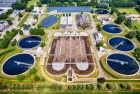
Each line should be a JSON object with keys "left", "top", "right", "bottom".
{"left": 109, "top": 37, "right": 134, "bottom": 51}
{"left": 47, "top": 7, "right": 91, "bottom": 12}
{"left": 42, "top": 15, "right": 59, "bottom": 28}
{"left": 95, "top": 9, "right": 109, "bottom": 14}
{"left": 19, "top": 36, "right": 41, "bottom": 49}
{"left": 107, "top": 53, "right": 139, "bottom": 75}
{"left": 102, "top": 24, "right": 122, "bottom": 34}
{"left": 3, "top": 54, "right": 34, "bottom": 75}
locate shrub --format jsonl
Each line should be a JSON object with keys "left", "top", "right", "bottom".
{"left": 29, "top": 68, "right": 37, "bottom": 75}
{"left": 34, "top": 75, "right": 40, "bottom": 81}
{"left": 134, "top": 48, "right": 140, "bottom": 61}
{"left": 96, "top": 24, "right": 102, "bottom": 31}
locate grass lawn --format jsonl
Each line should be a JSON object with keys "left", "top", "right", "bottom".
{"left": 117, "top": 7, "right": 139, "bottom": 14}
{"left": 17, "top": 13, "right": 29, "bottom": 27}
{"left": 132, "top": 21, "right": 140, "bottom": 30}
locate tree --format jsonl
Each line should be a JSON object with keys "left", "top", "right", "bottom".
{"left": 126, "top": 31, "right": 137, "bottom": 39}
{"left": 12, "top": 2, "right": 27, "bottom": 10}
{"left": 106, "top": 84, "right": 114, "bottom": 90}
{"left": 97, "top": 77, "right": 106, "bottom": 83}
{"left": 0, "top": 13, "right": 8, "bottom": 20}
{"left": 6, "top": 9, "right": 14, "bottom": 15}
{"left": 16, "top": 75, "right": 25, "bottom": 82}
{"left": 37, "top": 2, "right": 42, "bottom": 7}
{"left": 30, "top": 28, "right": 45, "bottom": 36}
{"left": 11, "top": 39, "right": 17, "bottom": 46}
{"left": 115, "top": 15, "right": 126, "bottom": 24}
{"left": 135, "top": 5, "right": 140, "bottom": 12}
{"left": 110, "top": 7, "right": 116, "bottom": 15}
{"left": 19, "top": 30, "right": 23, "bottom": 35}
{"left": 120, "top": 83, "right": 127, "bottom": 89}
{"left": 6, "top": 20, "right": 13, "bottom": 25}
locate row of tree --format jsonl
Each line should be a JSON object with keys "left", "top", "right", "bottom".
{"left": 0, "top": 29, "right": 20, "bottom": 49}
{"left": 0, "top": 9, "right": 14, "bottom": 20}
{"left": 67, "top": 83, "right": 131, "bottom": 90}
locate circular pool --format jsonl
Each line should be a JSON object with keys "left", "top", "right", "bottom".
{"left": 76, "top": 62, "right": 89, "bottom": 71}
{"left": 102, "top": 24, "right": 122, "bottom": 34}
{"left": 52, "top": 62, "right": 65, "bottom": 71}
{"left": 106, "top": 53, "right": 139, "bottom": 75}
{"left": 109, "top": 37, "right": 134, "bottom": 51}
{"left": 18, "top": 36, "right": 41, "bottom": 49}
{"left": 42, "top": 15, "right": 59, "bottom": 28}
{"left": 95, "top": 9, "right": 109, "bottom": 14}
{"left": 3, "top": 54, "right": 34, "bottom": 75}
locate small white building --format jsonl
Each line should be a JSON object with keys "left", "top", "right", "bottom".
{"left": 31, "top": 7, "right": 40, "bottom": 15}
{"left": 93, "top": 32, "right": 103, "bottom": 44}
{"left": 60, "top": 13, "right": 72, "bottom": 29}
{"left": 0, "top": 21, "right": 9, "bottom": 31}
{"left": 126, "top": 14, "right": 140, "bottom": 21}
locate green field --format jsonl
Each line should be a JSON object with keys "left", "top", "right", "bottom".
{"left": 117, "top": 7, "right": 139, "bottom": 14}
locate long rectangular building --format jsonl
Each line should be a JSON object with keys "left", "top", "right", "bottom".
{"left": 0, "top": 0, "right": 16, "bottom": 7}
